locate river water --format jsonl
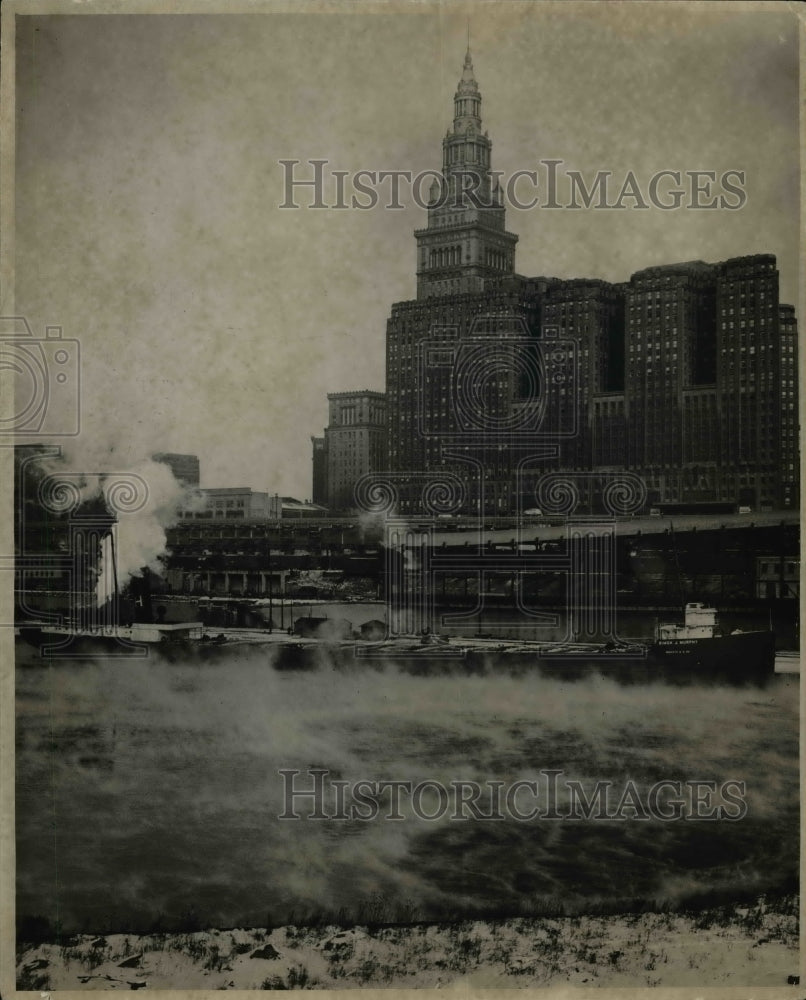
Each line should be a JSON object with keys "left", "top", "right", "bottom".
{"left": 16, "top": 641, "right": 799, "bottom": 935}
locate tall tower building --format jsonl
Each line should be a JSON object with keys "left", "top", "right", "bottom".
{"left": 387, "top": 48, "right": 552, "bottom": 515}
{"left": 384, "top": 48, "right": 799, "bottom": 516}
{"left": 415, "top": 48, "right": 519, "bottom": 300}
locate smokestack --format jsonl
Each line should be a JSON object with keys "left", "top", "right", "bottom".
{"left": 129, "top": 568, "right": 154, "bottom": 624}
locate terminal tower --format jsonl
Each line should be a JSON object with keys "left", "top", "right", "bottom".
{"left": 386, "top": 46, "right": 548, "bottom": 515}
{"left": 383, "top": 48, "right": 798, "bottom": 516}
{"left": 415, "top": 47, "right": 519, "bottom": 300}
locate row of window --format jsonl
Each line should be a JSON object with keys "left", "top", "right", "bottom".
{"left": 429, "top": 246, "right": 462, "bottom": 268}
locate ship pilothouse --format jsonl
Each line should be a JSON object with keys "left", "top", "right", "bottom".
{"left": 656, "top": 603, "right": 719, "bottom": 645}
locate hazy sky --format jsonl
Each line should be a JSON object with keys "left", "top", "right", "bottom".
{"left": 12, "top": 2, "right": 800, "bottom": 498}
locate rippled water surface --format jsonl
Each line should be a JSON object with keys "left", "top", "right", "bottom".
{"left": 16, "top": 644, "right": 799, "bottom": 933}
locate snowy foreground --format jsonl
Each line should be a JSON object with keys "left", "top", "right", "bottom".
{"left": 18, "top": 896, "right": 798, "bottom": 990}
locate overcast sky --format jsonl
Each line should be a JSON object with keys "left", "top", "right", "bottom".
{"left": 13, "top": 2, "right": 800, "bottom": 499}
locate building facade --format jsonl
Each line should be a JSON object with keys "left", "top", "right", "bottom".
{"left": 414, "top": 47, "right": 518, "bottom": 300}
{"left": 180, "top": 487, "right": 278, "bottom": 521}
{"left": 384, "top": 49, "right": 799, "bottom": 514}
{"left": 152, "top": 452, "right": 201, "bottom": 487}
{"left": 386, "top": 46, "right": 556, "bottom": 515}
{"left": 778, "top": 303, "right": 799, "bottom": 509}
{"left": 311, "top": 436, "right": 327, "bottom": 507}
{"left": 325, "top": 391, "right": 387, "bottom": 510}
{"left": 543, "top": 278, "right": 626, "bottom": 473}
{"left": 620, "top": 255, "right": 796, "bottom": 509}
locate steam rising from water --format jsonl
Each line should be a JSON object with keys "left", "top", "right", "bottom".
{"left": 16, "top": 646, "right": 798, "bottom": 933}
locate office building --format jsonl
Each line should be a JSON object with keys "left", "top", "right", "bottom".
{"left": 324, "top": 391, "right": 387, "bottom": 511}
{"left": 383, "top": 48, "right": 799, "bottom": 513}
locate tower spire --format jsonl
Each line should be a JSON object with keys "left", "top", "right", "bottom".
{"left": 454, "top": 36, "right": 481, "bottom": 131}
{"left": 414, "top": 44, "right": 518, "bottom": 299}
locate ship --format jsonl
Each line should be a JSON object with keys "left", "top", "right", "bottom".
{"left": 17, "top": 598, "right": 776, "bottom": 684}
{"left": 647, "top": 602, "right": 776, "bottom": 676}
{"left": 526, "top": 602, "right": 776, "bottom": 685}
{"left": 197, "top": 602, "right": 776, "bottom": 685}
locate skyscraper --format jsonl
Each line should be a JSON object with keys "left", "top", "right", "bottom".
{"left": 387, "top": 46, "right": 550, "bottom": 515}
{"left": 414, "top": 48, "right": 518, "bottom": 301}
{"left": 384, "top": 50, "right": 799, "bottom": 514}
{"left": 543, "top": 279, "right": 625, "bottom": 472}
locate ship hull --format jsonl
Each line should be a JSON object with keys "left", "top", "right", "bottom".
{"left": 17, "top": 626, "right": 778, "bottom": 685}
{"left": 529, "top": 631, "right": 776, "bottom": 686}
{"left": 269, "top": 630, "right": 777, "bottom": 685}
{"left": 646, "top": 628, "right": 776, "bottom": 680}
